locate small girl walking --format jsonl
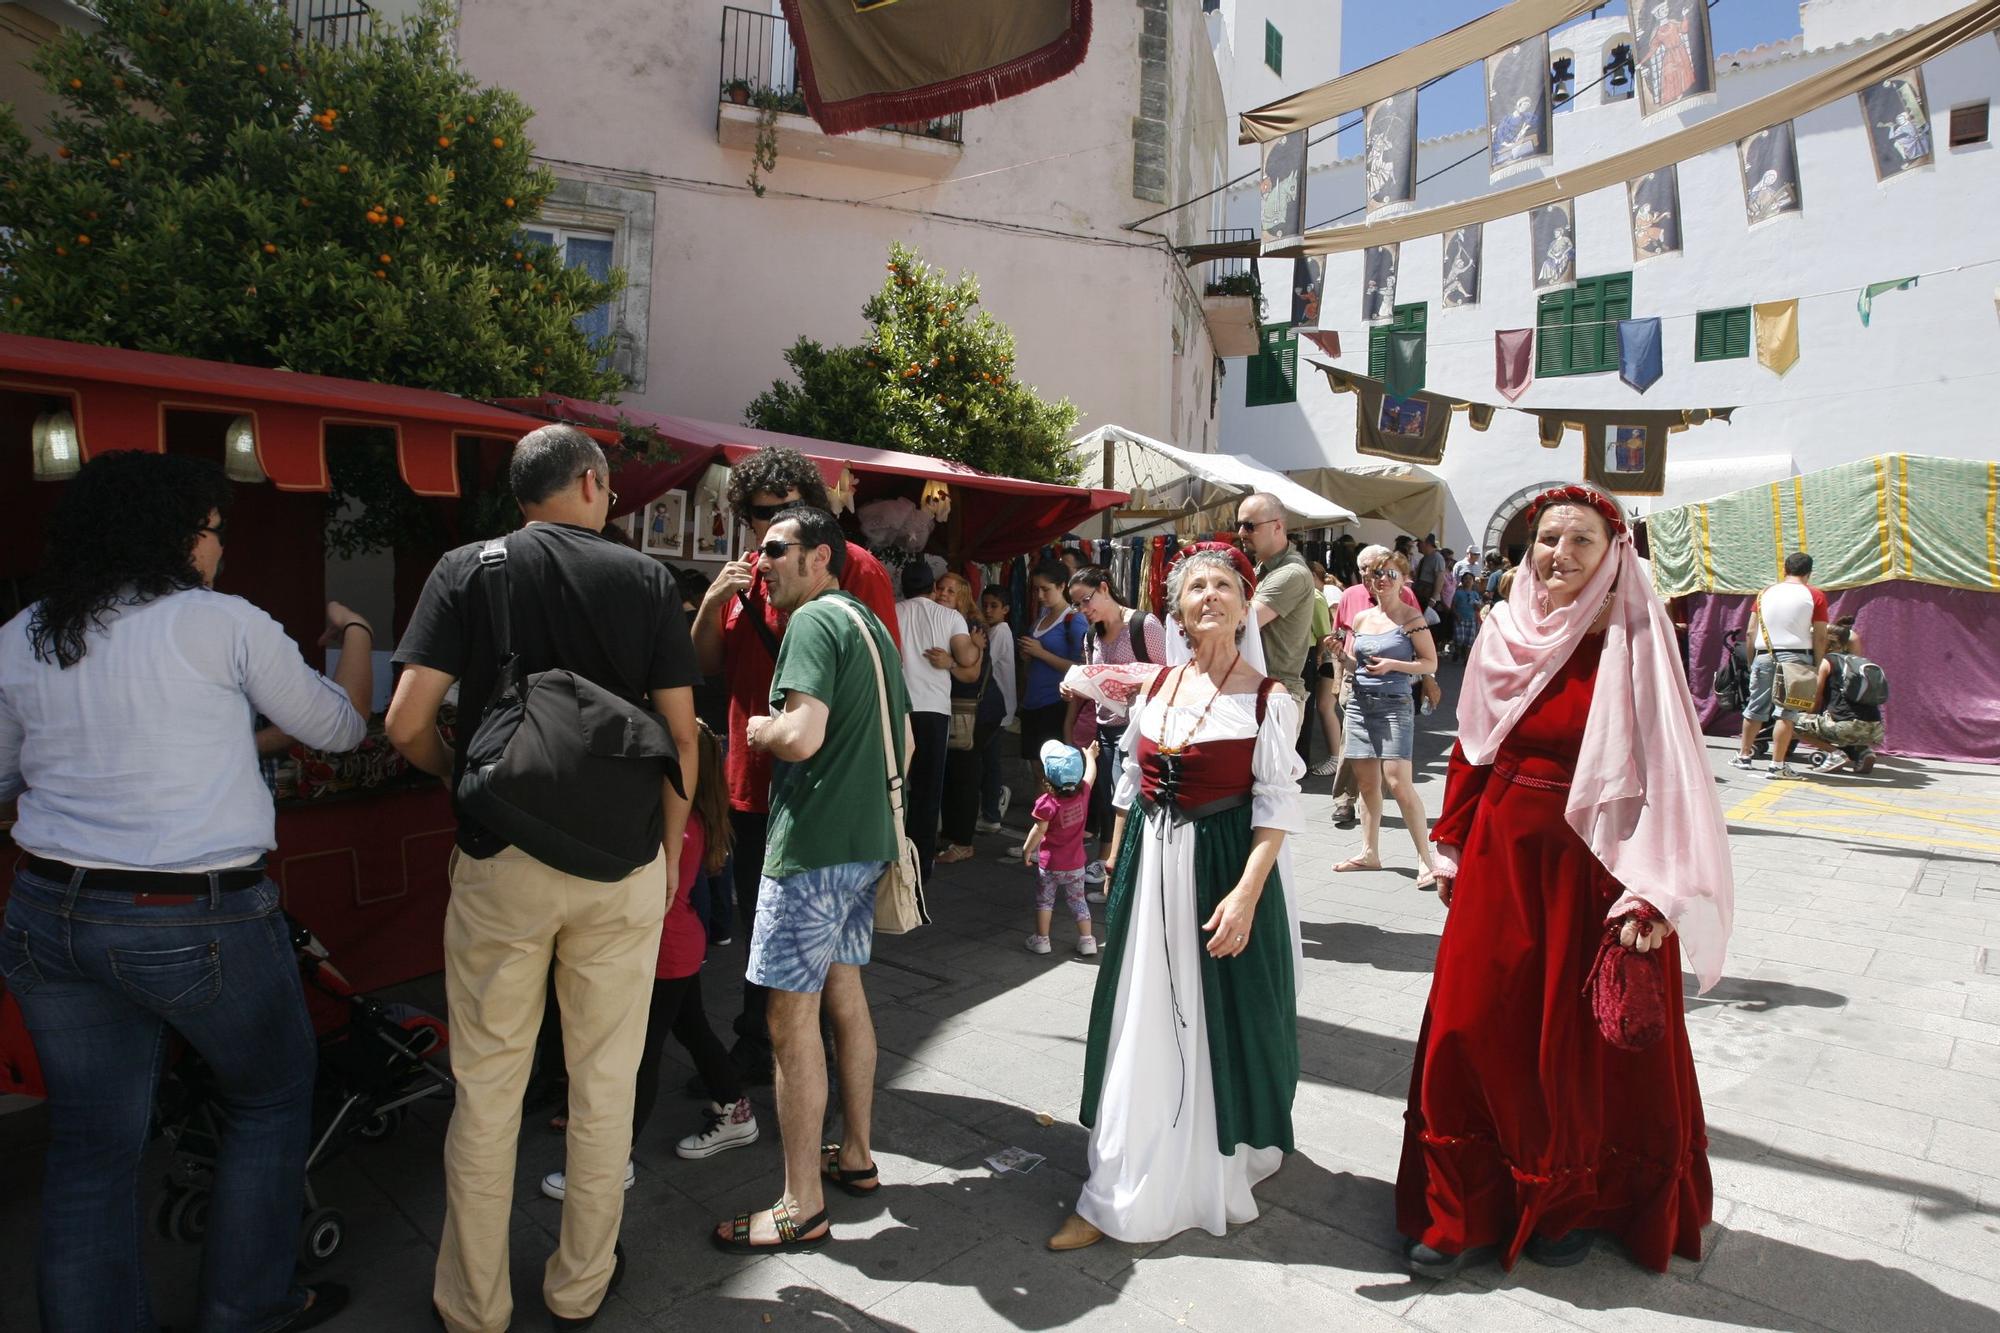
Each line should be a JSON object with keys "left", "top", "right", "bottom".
{"left": 1023, "top": 740, "right": 1099, "bottom": 956}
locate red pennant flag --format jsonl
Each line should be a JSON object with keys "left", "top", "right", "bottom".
{"left": 1301, "top": 330, "right": 1342, "bottom": 358}
{"left": 1495, "top": 328, "right": 1534, "bottom": 402}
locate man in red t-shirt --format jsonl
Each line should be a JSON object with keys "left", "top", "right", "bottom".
{"left": 1323, "top": 544, "right": 1420, "bottom": 827}
{"left": 690, "top": 448, "right": 899, "bottom": 1078}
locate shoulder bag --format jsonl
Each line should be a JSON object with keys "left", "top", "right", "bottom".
{"left": 825, "top": 597, "right": 929, "bottom": 934}
{"left": 456, "top": 537, "right": 683, "bottom": 882}
{"left": 1758, "top": 618, "right": 1820, "bottom": 712}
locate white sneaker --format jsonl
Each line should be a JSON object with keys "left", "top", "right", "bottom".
{"left": 1728, "top": 755, "right": 1756, "bottom": 771}
{"left": 1001, "top": 844, "right": 1029, "bottom": 863}
{"left": 1085, "top": 889, "right": 1106, "bottom": 905}
{"left": 1025, "top": 934, "right": 1052, "bottom": 955}
{"left": 975, "top": 817, "right": 1004, "bottom": 834}
{"left": 1076, "top": 936, "right": 1098, "bottom": 957}
{"left": 1819, "top": 750, "right": 1852, "bottom": 774}
{"left": 676, "top": 1098, "right": 760, "bottom": 1159}
{"left": 541, "top": 1160, "right": 634, "bottom": 1201}
{"left": 1083, "top": 860, "right": 1106, "bottom": 885}
{"left": 996, "top": 786, "right": 1012, "bottom": 820}
{"left": 1766, "top": 763, "right": 1800, "bottom": 780}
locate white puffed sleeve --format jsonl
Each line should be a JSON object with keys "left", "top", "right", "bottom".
{"left": 1111, "top": 696, "right": 1147, "bottom": 814}
{"left": 1251, "top": 688, "right": 1307, "bottom": 834}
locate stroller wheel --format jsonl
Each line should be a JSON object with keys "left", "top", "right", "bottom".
{"left": 152, "top": 1185, "right": 182, "bottom": 1240}
{"left": 167, "top": 1188, "right": 210, "bottom": 1243}
{"left": 355, "top": 1105, "right": 405, "bottom": 1142}
{"left": 299, "top": 1206, "right": 346, "bottom": 1269}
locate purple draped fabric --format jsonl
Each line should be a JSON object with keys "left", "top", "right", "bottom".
{"left": 1679, "top": 582, "right": 2000, "bottom": 765}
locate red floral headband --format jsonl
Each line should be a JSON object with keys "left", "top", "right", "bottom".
{"left": 1526, "top": 484, "right": 1628, "bottom": 537}
{"left": 1170, "top": 540, "right": 1259, "bottom": 593}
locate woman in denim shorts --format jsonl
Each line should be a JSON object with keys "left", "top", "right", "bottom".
{"left": 1331, "top": 554, "right": 1440, "bottom": 888}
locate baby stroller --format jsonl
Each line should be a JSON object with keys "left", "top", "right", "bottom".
{"left": 151, "top": 916, "right": 454, "bottom": 1269}
{"left": 1715, "top": 629, "right": 1772, "bottom": 760}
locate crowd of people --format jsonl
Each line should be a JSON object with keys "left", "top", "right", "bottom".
{"left": 9, "top": 437, "right": 1863, "bottom": 1329}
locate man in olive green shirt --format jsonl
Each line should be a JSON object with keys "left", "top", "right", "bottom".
{"left": 1236, "top": 492, "right": 1316, "bottom": 709}
{"left": 726, "top": 506, "right": 911, "bottom": 1253}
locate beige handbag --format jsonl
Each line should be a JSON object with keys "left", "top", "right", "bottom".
{"left": 1758, "top": 618, "right": 1820, "bottom": 712}
{"left": 827, "top": 598, "right": 929, "bottom": 934}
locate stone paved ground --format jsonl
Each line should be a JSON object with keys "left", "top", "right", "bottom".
{"left": 5, "top": 672, "right": 2000, "bottom": 1332}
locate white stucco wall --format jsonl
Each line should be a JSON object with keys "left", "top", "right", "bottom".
{"left": 1211, "top": 0, "right": 1343, "bottom": 183}
{"left": 452, "top": 0, "right": 1228, "bottom": 460}
{"left": 1219, "top": 5, "right": 2000, "bottom": 552}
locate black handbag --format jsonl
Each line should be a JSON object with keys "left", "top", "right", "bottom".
{"left": 455, "top": 537, "right": 684, "bottom": 881}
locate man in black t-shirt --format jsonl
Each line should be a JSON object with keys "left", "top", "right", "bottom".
{"left": 387, "top": 425, "right": 698, "bottom": 1333}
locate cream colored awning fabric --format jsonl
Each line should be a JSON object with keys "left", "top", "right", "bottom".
{"left": 1288, "top": 464, "right": 1447, "bottom": 541}
{"left": 1265, "top": 0, "right": 2000, "bottom": 256}
{"left": 1238, "top": 0, "right": 1597, "bottom": 144}
{"left": 1073, "top": 425, "right": 1356, "bottom": 527}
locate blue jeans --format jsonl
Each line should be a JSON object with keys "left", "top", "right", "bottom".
{"left": 1, "top": 867, "right": 317, "bottom": 1333}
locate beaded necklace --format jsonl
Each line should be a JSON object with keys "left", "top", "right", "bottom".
{"left": 1155, "top": 653, "right": 1242, "bottom": 756}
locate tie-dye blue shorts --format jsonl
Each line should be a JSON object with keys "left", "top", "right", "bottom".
{"left": 746, "top": 860, "right": 887, "bottom": 993}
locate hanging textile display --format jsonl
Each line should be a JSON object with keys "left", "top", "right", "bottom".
{"left": 1628, "top": 165, "right": 1683, "bottom": 263}
{"left": 1858, "top": 275, "right": 1919, "bottom": 325}
{"left": 1619, "top": 318, "right": 1664, "bottom": 393}
{"left": 1739, "top": 122, "right": 1804, "bottom": 227}
{"left": 1385, "top": 330, "right": 1427, "bottom": 397}
{"left": 1495, "top": 328, "right": 1535, "bottom": 402}
{"left": 1364, "top": 89, "right": 1420, "bottom": 218}
{"left": 779, "top": 0, "right": 1091, "bottom": 136}
{"left": 1290, "top": 256, "right": 1325, "bottom": 327}
{"left": 1529, "top": 200, "right": 1576, "bottom": 293}
{"left": 1486, "top": 34, "right": 1553, "bottom": 181}
{"left": 827, "top": 466, "right": 857, "bottom": 515}
{"left": 1582, "top": 419, "right": 1670, "bottom": 495}
{"left": 1313, "top": 365, "right": 1452, "bottom": 465}
{"left": 1260, "top": 3, "right": 2000, "bottom": 259}
{"left": 1537, "top": 415, "right": 1566, "bottom": 448}
{"left": 1363, "top": 244, "right": 1400, "bottom": 322}
{"left": 1259, "top": 130, "right": 1308, "bottom": 248}
{"left": 1859, "top": 69, "right": 1935, "bottom": 180}
{"left": 1301, "top": 330, "right": 1342, "bottom": 358}
{"left": 1442, "top": 225, "right": 1482, "bottom": 308}
{"left": 1466, "top": 403, "right": 1497, "bottom": 431}
{"left": 1630, "top": 0, "right": 1715, "bottom": 121}
{"left": 1755, "top": 300, "right": 1801, "bottom": 374}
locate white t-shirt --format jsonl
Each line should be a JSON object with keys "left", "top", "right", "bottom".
{"left": 895, "top": 597, "right": 968, "bottom": 716}
{"left": 986, "top": 621, "right": 1018, "bottom": 723}
{"left": 1755, "top": 580, "right": 1829, "bottom": 651}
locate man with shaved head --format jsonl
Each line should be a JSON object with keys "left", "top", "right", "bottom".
{"left": 1234, "top": 492, "right": 1315, "bottom": 712}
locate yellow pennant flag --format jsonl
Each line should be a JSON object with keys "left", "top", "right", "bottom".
{"left": 1755, "top": 300, "right": 1800, "bottom": 375}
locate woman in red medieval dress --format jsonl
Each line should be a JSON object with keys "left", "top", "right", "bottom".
{"left": 1396, "top": 483, "right": 1735, "bottom": 1278}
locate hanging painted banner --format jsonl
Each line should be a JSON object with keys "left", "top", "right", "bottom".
{"left": 1739, "top": 122, "right": 1804, "bottom": 227}
{"left": 1363, "top": 244, "right": 1400, "bottom": 323}
{"left": 1529, "top": 200, "right": 1576, "bottom": 293}
{"left": 1364, "top": 89, "right": 1419, "bottom": 218}
{"left": 1857, "top": 275, "right": 1918, "bottom": 325}
{"left": 1442, "top": 225, "right": 1482, "bottom": 308}
{"left": 1496, "top": 328, "right": 1535, "bottom": 402}
{"left": 1629, "top": 0, "right": 1716, "bottom": 121}
{"left": 1618, "top": 317, "right": 1664, "bottom": 393}
{"left": 1259, "top": 130, "right": 1307, "bottom": 247}
{"left": 1486, "top": 34, "right": 1553, "bottom": 180}
{"left": 1755, "top": 299, "right": 1800, "bottom": 374}
{"left": 1290, "top": 256, "right": 1325, "bottom": 327}
{"left": 780, "top": 0, "right": 1092, "bottom": 135}
{"left": 1384, "top": 330, "right": 1427, "bottom": 397}
{"left": 1585, "top": 421, "right": 1669, "bottom": 495}
{"left": 1859, "top": 68, "right": 1935, "bottom": 181}
{"left": 1627, "top": 165, "right": 1683, "bottom": 263}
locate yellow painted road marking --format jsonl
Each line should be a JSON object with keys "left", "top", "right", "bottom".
{"left": 1726, "top": 777, "right": 2000, "bottom": 854}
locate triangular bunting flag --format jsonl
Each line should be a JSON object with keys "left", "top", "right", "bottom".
{"left": 1857, "top": 276, "right": 1917, "bottom": 326}
{"left": 1618, "top": 318, "right": 1664, "bottom": 393}
{"left": 1385, "top": 330, "right": 1426, "bottom": 397}
{"left": 1495, "top": 329, "right": 1534, "bottom": 402}
{"left": 1301, "top": 330, "right": 1342, "bottom": 358}
{"left": 1755, "top": 300, "right": 1800, "bottom": 375}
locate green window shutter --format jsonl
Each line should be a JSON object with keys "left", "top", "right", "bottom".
{"left": 1370, "top": 305, "right": 1426, "bottom": 385}
{"left": 1536, "top": 290, "right": 1570, "bottom": 375}
{"left": 1368, "top": 326, "right": 1387, "bottom": 380}
{"left": 1725, "top": 307, "right": 1750, "bottom": 357}
{"left": 1247, "top": 323, "right": 1295, "bottom": 406}
{"left": 1568, "top": 283, "right": 1601, "bottom": 373}
{"left": 1538, "top": 273, "right": 1632, "bottom": 375}
{"left": 1394, "top": 302, "right": 1428, "bottom": 334}
{"left": 1265, "top": 21, "right": 1282, "bottom": 75}
{"left": 1599, "top": 274, "right": 1633, "bottom": 370}
{"left": 1278, "top": 331, "right": 1298, "bottom": 400}
{"left": 1694, "top": 306, "right": 1752, "bottom": 361}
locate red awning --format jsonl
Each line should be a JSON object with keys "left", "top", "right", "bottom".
{"left": 500, "top": 395, "right": 1127, "bottom": 562}
{"left": 0, "top": 333, "right": 596, "bottom": 497}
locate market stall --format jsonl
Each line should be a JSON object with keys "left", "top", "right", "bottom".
{"left": 1645, "top": 453, "right": 2000, "bottom": 765}
{"left": 1070, "top": 423, "right": 1356, "bottom": 536}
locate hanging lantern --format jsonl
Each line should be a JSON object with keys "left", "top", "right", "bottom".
{"left": 223, "top": 414, "right": 267, "bottom": 483}
{"left": 920, "top": 478, "right": 951, "bottom": 524}
{"left": 828, "top": 466, "right": 857, "bottom": 515}
{"left": 31, "top": 407, "right": 81, "bottom": 481}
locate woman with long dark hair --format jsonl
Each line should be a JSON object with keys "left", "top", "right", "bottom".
{"left": 1062, "top": 566, "right": 1165, "bottom": 882}
{"left": 0, "top": 451, "right": 372, "bottom": 1331}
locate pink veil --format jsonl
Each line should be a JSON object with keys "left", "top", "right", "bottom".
{"left": 1455, "top": 519, "right": 1734, "bottom": 993}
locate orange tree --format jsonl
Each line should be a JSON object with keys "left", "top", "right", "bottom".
{"left": 747, "top": 242, "right": 1080, "bottom": 485}
{"left": 0, "top": 0, "right": 626, "bottom": 549}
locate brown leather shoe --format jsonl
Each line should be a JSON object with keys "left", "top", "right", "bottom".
{"left": 1047, "top": 1213, "right": 1104, "bottom": 1251}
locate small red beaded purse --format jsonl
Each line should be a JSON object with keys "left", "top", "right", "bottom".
{"left": 1582, "top": 901, "right": 1668, "bottom": 1051}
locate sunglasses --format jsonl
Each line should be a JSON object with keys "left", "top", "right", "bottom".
{"left": 199, "top": 522, "right": 228, "bottom": 542}
{"left": 1235, "top": 517, "right": 1279, "bottom": 533}
{"left": 745, "top": 496, "right": 800, "bottom": 522}
{"left": 1366, "top": 568, "right": 1400, "bottom": 581}
{"left": 757, "top": 539, "right": 801, "bottom": 561}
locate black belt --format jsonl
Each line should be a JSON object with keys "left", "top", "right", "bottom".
{"left": 1139, "top": 792, "right": 1251, "bottom": 829}
{"left": 23, "top": 855, "right": 266, "bottom": 904}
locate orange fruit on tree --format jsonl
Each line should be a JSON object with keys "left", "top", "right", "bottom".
{"left": 392, "top": 215, "right": 404, "bottom": 227}
{"left": 76, "top": 234, "right": 90, "bottom": 245}
{"left": 437, "top": 136, "right": 452, "bottom": 148}
{"left": 56, "top": 146, "right": 71, "bottom": 158}
{"left": 336, "top": 163, "right": 349, "bottom": 173}
{"left": 378, "top": 253, "right": 391, "bottom": 263}
{"left": 503, "top": 197, "right": 515, "bottom": 208}
{"left": 262, "top": 242, "right": 277, "bottom": 253}
{"left": 491, "top": 137, "right": 505, "bottom": 148}
{"left": 426, "top": 193, "right": 439, "bottom": 204}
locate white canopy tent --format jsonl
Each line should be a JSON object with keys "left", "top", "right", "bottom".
{"left": 1072, "top": 425, "right": 1357, "bottom": 533}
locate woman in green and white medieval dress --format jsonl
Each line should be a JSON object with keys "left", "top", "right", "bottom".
{"left": 1047, "top": 542, "right": 1305, "bottom": 1250}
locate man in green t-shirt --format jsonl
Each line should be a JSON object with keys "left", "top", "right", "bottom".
{"left": 719, "top": 506, "right": 910, "bottom": 1253}
{"left": 1236, "top": 491, "right": 1316, "bottom": 708}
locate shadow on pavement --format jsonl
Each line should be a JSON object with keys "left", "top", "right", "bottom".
{"left": 1298, "top": 921, "right": 1438, "bottom": 973}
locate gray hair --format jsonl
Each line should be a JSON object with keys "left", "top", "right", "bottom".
{"left": 510, "top": 424, "right": 607, "bottom": 506}
{"left": 1165, "top": 549, "right": 1251, "bottom": 625}
{"left": 1356, "top": 543, "right": 1393, "bottom": 568}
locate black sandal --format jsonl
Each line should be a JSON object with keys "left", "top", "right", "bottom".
{"left": 820, "top": 1142, "right": 880, "bottom": 1197}
{"left": 710, "top": 1198, "right": 831, "bottom": 1253}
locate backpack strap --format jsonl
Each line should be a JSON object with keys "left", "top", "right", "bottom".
{"left": 476, "top": 537, "right": 520, "bottom": 705}
{"left": 1130, "top": 611, "right": 1152, "bottom": 665}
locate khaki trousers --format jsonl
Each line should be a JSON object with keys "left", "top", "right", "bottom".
{"left": 434, "top": 844, "right": 666, "bottom": 1333}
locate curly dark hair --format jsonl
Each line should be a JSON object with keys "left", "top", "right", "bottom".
{"left": 724, "top": 446, "right": 829, "bottom": 520}
{"left": 29, "top": 452, "right": 232, "bottom": 668}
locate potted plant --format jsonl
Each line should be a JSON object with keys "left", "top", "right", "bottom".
{"left": 722, "top": 77, "right": 751, "bottom": 105}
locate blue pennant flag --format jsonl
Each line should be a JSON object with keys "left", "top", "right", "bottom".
{"left": 1618, "top": 317, "right": 1663, "bottom": 394}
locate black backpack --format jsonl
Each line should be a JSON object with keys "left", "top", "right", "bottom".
{"left": 1713, "top": 630, "right": 1748, "bottom": 710}
{"left": 1839, "top": 654, "right": 1890, "bottom": 707}
{"left": 455, "top": 537, "right": 684, "bottom": 881}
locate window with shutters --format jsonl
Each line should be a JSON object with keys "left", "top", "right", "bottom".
{"left": 1245, "top": 323, "right": 1298, "bottom": 406}
{"left": 1949, "top": 101, "right": 1990, "bottom": 148}
{"left": 1264, "top": 21, "right": 1282, "bottom": 75}
{"left": 1534, "top": 272, "right": 1631, "bottom": 376}
{"left": 1368, "top": 302, "right": 1428, "bottom": 382}
{"left": 1693, "top": 307, "right": 1752, "bottom": 362}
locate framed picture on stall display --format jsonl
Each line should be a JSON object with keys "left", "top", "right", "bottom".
{"left": 691, "top": 485, "right": 731, "bottom": 560}
{"left": 641, "top": 490, "right": 687, "bottom": 558}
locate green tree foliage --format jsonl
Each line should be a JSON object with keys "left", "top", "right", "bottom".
{"left": 747, "top": 243, "right": 1080, "bottom": 485}
{"left": 0, "top": 0, "right": 621, "bottom": 401}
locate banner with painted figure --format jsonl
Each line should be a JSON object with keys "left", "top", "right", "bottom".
{"left": 1738, "top": 122, "right": 1803, "bottom": 227}
{"left": 1859, "top": 69, "right": 1934, "bottom": 181}
{"left": 1629, "top": 0, "right": 1715, "bottom": 120}
{"left": 1363, "top": 244, "right": 1400, "bottom": 323}
{"left": 1486, "top": 34, "right": 1552, "bottom": 181}
{"left": 1290, "top": 256, "right": 1324, "bottom": 327}
{"left": 1627, "top": 165, "right": 1682, "bottom": 263}
{"left": 1259, "top": 130, "right": 1307, "bottom": 247}
{"left": 1584, "top": 422, "right": 1668, "bottom": 496}
{"left": 1364, "top": 89, "right": 1419, "bottom": 218}
{"left": 1529, "top": 200, "right": 1576, "bottom": 293}
{"left": 1441, "top": 225, "right": 1482, "bottom": 308}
